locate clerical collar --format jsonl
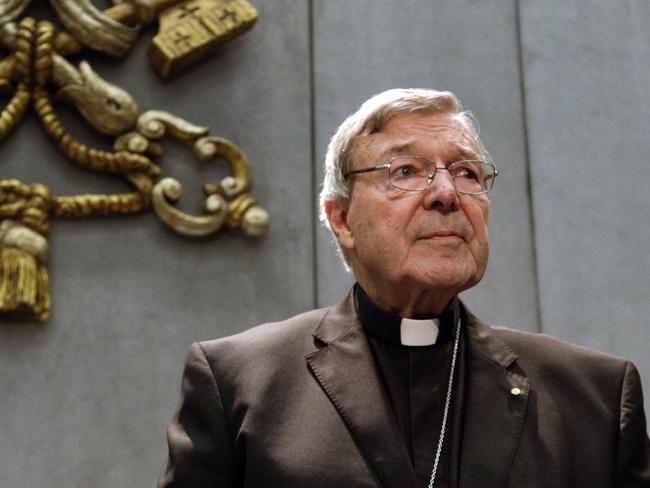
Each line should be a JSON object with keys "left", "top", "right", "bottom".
{"left": 354, "top": 285, "right": 458, "bottom": 346}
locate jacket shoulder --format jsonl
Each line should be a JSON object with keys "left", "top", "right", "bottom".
{"left": 195, "top": 306, "right": 330, "bottom": 374}
{"left": 492, "top": 324, "right": 626, "bottom": 362}
{"left": 486, "top": 323, "right": 630, "bottom": 383}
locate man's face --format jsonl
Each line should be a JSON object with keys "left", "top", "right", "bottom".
{"left": 326, "top": 110, "right": 490, "bottom": 316}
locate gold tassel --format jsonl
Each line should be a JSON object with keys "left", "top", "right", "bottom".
{"left": 0, "top": 221, "right": 50, "bottom": 321}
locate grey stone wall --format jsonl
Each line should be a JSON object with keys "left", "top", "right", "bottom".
{"left": 0, "top": 1, "right": 648, "bottom": 486}
{"left": 519, "top": 0, "right": 650, "bottom": 382}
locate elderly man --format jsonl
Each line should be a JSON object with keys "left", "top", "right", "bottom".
{"left": 159, "top": 88, "right": 650, "bottom": 487}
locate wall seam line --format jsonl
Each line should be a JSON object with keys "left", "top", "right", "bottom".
{"left": 515, "top": 0, "right": 543, "bottom": 333}
{"left": 308, "top": 0, "right": 319, "bottom": 310}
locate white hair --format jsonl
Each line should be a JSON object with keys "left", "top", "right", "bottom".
{"left": 318, "top": 88, "right": 490, "bottom": 266}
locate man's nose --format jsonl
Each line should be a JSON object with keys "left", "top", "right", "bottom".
{"left": 422, "top": 168, "right": 459, "bottom": 211}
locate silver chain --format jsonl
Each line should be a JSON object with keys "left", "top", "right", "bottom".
{"left": 427, "top": 317, "right": 461, "bottom": 488}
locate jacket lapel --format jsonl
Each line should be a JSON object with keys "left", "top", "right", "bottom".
{"left": 459, "top": 308, "right": 530, "bottom": 487}
{"left": 305, "top": 294, "right": 418, "bottom": 488}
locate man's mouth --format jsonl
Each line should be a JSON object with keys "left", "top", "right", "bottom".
{"left": 418, "top": 231, "right": 464, "bottom": 242}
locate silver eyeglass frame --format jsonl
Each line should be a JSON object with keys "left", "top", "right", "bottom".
{"left": 343, "top": 156, "right": 499, "bottom": 195}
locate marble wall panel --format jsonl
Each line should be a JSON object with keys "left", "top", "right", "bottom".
{"left": 519, "top": 0, "right": 650, "bottom": 396}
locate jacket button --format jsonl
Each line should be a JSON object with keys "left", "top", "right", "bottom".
{"left": 510, "top": 387, "right": 522, "bottom": 396}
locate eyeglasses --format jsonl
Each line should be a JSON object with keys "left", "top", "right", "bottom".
{"left": 344, "top": 156, "right": 498, "bottom": 195}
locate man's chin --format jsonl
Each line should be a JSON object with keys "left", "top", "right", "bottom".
{"left": 407, "top": 265, "right": 481, "bottom": 295}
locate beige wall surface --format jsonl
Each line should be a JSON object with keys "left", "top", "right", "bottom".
{"left": 0, "top": 1, "right": 648, "bottom": 486}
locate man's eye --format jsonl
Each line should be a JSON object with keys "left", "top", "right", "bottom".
{"left": 393, "top": 165, "right": 418, "bottom": 178}
{"left": 453, "top": 165, "right": 479, "bottom": 181}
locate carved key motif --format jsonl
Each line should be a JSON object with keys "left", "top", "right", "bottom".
{"left": 0, "top": 1, "right": 267, "bottom": 321}
{"left": 151, "top": 0, "right": 257, "bottom": 77}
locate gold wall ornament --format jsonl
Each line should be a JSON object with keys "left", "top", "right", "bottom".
{"left": 0, "top": 4, "right": 267, "bottom": 321}
{"left": 0, "top": 0, "right": 29, "bottom": 26}
{"left": 152, "top": 178, "right": 229, "bottom": 236}
{"left": 0, "top": 180, "right": 52, "bottom": 321}
{"left": 50, "top": 0, "right": 140, "bottom": 56}
{"left": 0, "top": 0, "right": 258, "bottom": 78}
{"left": 131, "top": 116, "right": 268, "bottom": 237}
{"left": 149, "top": 0, "right": 258, "bottom": 78}
{"left": 136, "top": 110, "right": 209, "bottom": 140}
{"left": 52, "top": 55, "right": 140, "bottom": 135}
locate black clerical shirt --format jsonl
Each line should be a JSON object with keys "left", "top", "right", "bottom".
{"left": 354, "top": 285, "right": 466, "bottom": 488}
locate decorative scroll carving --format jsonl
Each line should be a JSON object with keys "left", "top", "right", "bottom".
{"left": 136, "top": 119, "right": 268, "bottom": 237}
{"left": 136, "top": 110, "right": 208, "bottom": 140}
{"left": 151, "top": 136, "right": 269, "bottom": 236}
{"left": 152, "top": 178, "right": 229, "bottom": 236}
{"left": 0, "top": 2, "right": 266, "bottom": 320}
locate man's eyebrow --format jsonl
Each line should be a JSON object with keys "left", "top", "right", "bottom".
{"left": 383, "top": 141, "right": 480, "bottom": 159}
{"left": 383, "top": 141, "right": 414, "bottom": 156}
{"left": 378, "top": 139, "right": 481, "bottom": 160}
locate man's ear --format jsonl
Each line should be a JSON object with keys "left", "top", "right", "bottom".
{"left": 324, "top": 198, "right": 354, "bottom": 251}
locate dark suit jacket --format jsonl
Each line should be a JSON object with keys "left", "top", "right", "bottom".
{"left": 158, "top": 294, "right": 650, "bottom": 487}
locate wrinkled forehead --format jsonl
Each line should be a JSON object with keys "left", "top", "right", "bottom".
{"left": 352, "top": 111, "right": 481, "bottom": 164}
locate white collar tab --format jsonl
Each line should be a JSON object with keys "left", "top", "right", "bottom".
{"left": 400, "top": 318, "right": 440, "bottom": 346}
